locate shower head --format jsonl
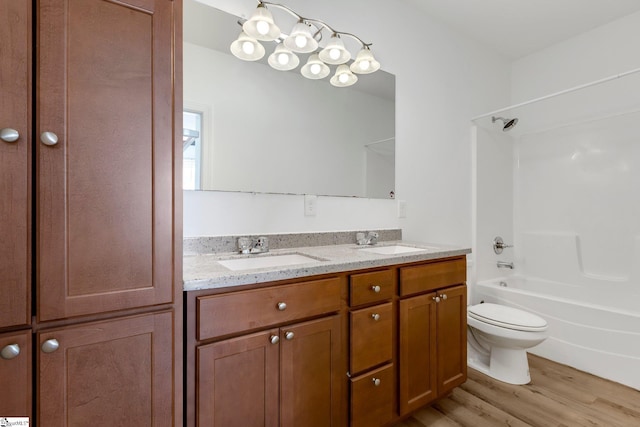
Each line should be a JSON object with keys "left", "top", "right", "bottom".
{"left": 492, "top": 116, "right": 518, "bottom": 131}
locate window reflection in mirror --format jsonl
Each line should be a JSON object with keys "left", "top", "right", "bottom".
{"left": 183, "top": 110, "right": 202, "bottom": 190}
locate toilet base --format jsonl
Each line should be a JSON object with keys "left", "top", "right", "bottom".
{"left": 468, "top": 347, "right": 531, "bottom": 385}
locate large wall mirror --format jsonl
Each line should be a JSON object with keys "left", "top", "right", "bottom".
{"left": 183, "top": 0, "right": 396, "bottom": 198}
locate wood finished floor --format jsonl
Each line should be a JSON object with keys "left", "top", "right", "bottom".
{"left": 392, "top": 354, "right": 640, "bottom": 427}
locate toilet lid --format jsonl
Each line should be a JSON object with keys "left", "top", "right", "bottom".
{"left": 468, "top": 303, "right": 547, "bottom": 331}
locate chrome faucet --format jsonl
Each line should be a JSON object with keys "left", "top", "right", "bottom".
{"left": 237, "top": 236, "right": 269, "bottom": 254}
{"left": 497, "top": 261, "right": 514, "bottom": 269}
{"left": 356, "top": 231, "right": 379, "bottom": 246}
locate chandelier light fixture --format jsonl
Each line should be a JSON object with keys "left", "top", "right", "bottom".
{"left": 230, "top": 1, "right": 380, "bottom": 88}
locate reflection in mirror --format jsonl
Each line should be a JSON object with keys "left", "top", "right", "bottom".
{"left": 183, "top": 0, "right": 396, "bottom": 198}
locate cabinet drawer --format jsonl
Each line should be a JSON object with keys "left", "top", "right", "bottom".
{"left": 350, "top": 269, "right": 395, "bottom": 306}
{"left": 197, "top": 277, "right": 341, "bottom": 340}
{"left": 350, "top": 363, "right": 394, "bottom": 427}
{"left": 399, "top": 257, "right": 466, "bottom": 297}
{"left": 350, "top": 302, "right": 393, "bottom": 374}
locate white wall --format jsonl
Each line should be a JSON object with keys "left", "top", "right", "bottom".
{"left": 186, "top": 0, "right": 511, "bottom": 239}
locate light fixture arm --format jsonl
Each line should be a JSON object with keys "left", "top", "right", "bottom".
{"left": 258, "top": 0, "right": 372, "bottom": 47}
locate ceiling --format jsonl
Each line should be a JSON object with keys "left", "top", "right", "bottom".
{"left": 404, "top": 0, "right": 640, "bottom": 59}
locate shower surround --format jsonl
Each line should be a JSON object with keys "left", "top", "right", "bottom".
{"left": 471, "top": 72, "right": 640, "bottom": 390}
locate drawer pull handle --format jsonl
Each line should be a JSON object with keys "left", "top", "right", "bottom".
{"left": 371, "top": 285, "right": 381, "bottom": 293}
{"left": 433, "top": 296, "right": 441, "bottom": 303}
{"left": 269, "top": 335, "right": 280, "bottom": 345}
{"left": 441, "top": 293, "right": 448, "bottom": 300}
{"left": 372, "top": 377, "right": 381, "bottom": 386}
{"left": 1, "top": 344, "right": 20, "bottom": 360}
{"left": 41, "top": 339, "right": 59, "bottom": 354}
{"left": 284, "top": 331, "right": 294, "bottom": 340}
{"left": 276, "top": 302, "right": 287, "bottom": 311}
{"left": 371, "top": 313, "right": 381, "bottom": 321}
{"left": 1, "top": 128, "right": 19, "bottom": 143}
{"left": 40, "top": 131, "right": 59, "bottom": 146}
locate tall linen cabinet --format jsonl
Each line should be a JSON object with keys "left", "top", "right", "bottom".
{"left": 0, "top": 0, "right": 183, "bottom": 424}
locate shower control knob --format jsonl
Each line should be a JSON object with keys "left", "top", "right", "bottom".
{"left": 433, "top": 296, "right": 441, "bottom": 303}
{"left": 371, "top": 285, "right": 381, "bottom": 293}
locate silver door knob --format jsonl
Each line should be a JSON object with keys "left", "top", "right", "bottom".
{"left": 40, "top": 131, "right": 59, "bottom": 146}
{"left": 371, "top": 285, "right": 381, "bottom": 293}
{"left": 284, "top": 331, "right": 294, "bottom": 340}
{"left": 1, "top": 128, "right": 19, "bottom": 143}
{"left": 41, "top": 339, "right": 59, "bottom": 353}
{"left": 371, "top": 313, "right": 381, "bottom": 321}
{"left": 433, "top": 296, "right": 441, "bottom": 303}
{"left": 1, "top": 344, "right": 20, "bottom": 360}
{"left": 372, "top": 377, "right": 381, "bottom": 386}
{"left": 269, "top": 335, "right": 280, "bottom": 344}
{"left": 276, "top": 302, "right": 287, "bottom": 311}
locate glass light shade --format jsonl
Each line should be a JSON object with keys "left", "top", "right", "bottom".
{"left": 350, "top": 47, "right": 380, "bottom": 74}
{"left": 330, "top": 64, "right": 358, "bottom": 87}
{"left": 230, "top": 31, "right": 265, "bottom": 61}
{"left": 283, "top": 21, "right": 319, "bottom": 53}
{"left": 318, "top": 34, "right": 350, "bottom": 65}
{"left": 268, "top": 44, "right": 300, "bottom": 71}
{"left": 301, "top": 54, "right": 330, "bottom": 79}
{"left": 242, "top": 5, "right": 281, "bottom": 41}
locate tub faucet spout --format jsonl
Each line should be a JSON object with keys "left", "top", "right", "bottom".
{"left": 497, "top": 261, "right": 514, "bottom": 269}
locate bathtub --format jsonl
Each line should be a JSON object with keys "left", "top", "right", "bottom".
{"left": 473, "top": 276, "right": 640, "bottom": 391}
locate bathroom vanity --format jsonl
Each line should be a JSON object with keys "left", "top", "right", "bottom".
{"left": 184, "top": 235, "right": 469, "bottom": 426}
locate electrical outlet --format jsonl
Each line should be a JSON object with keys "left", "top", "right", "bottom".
{"left": 304, "top": 194, "right": 317, "bottom": 216}
{"left": 397, "top": 200, "right": 407, "bottom": 218}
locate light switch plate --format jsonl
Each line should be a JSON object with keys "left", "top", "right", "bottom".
{"left": 304, "top": 194, "right": 317, "bottom": 216}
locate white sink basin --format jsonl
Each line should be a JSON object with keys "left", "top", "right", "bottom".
{"left": 218, "top": 253, "right": 320, "bottom": 271}
{"left": 358, "top": 245, "right": 431, "bottom": 255}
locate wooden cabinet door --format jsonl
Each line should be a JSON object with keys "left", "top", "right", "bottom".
{"left": 280, "top": 315, "right": 341, "bottom": 427}
{"left": 0, "top": 0, "right": 31, "bottom": 329}
{"left": 36, "top": 0, "right": 176, "bottom": 321}
{"left": 197, "top": 329, "right": 280, "bottom": 427}
{"left": 0, "top": 330, "right": 32, "bottom": 418}
{"left": 398, "top": 293, "right": 438, "bottom": 415}
{"left": 37, "top": 311, "right": 174, "bottom": 426}
{"left": 436, "top": 285, "right": 467, "bottom": 395}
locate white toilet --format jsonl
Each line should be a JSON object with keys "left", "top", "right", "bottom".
{"left": 467, "top": 303, "right": 548, "bottom": 385}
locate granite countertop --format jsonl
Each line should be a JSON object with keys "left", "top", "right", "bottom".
{"left": 183, "top": 239, "right": 470, "bottom": 292}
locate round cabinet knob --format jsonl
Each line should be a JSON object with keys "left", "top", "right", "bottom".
{"left": 41, "top": 338, "right": 60, "bottom": 354}
{"left": 40, "top": 131, "right": 59, "bottom": 146}
{"left": 371, "top": 313, "right": 381, "bottom": 321}
{"left": 433, "top": 296, "right": 441, "bottom": 303}
{"left": 284, "top": 331, "right": 294, "bottom": 340}
{"left": 276, "top": 302, "right": 287, "bottom": 311}
{"left": 441, "top": 294, "right": 448, "bottom": 300}
{"left": 1, "top": 344, "right": 20, "bottom": 360}
{"left": 371, "top": 285, "right": 381, "bottom": 293}
{"left": 1, "top": 128, "right": 20, "bottom": 143}
{"left": 269, "top": 335, "right": 280, "bottom": 345}
{"left": 372, "top": 377, "right": 381, "bottom": 386}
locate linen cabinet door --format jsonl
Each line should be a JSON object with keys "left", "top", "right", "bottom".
{"left": 280, "top": 315, "right": 342, "bottom": 427}
{"left": 37, "top": 311, "right": 174, "bottom": 426}
{"left": 197, "top": 329, "right": 280, "bottom": 427}
{"left": 0, "top": 0, "right": 31, "bottom": 329}
{"left": 0, "top": 330, "right": 32, "bottom": 418}
{"left": 36, "top": 0, "right": 176, "bottom": 321}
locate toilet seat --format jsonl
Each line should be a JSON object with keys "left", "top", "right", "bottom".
{"left": 468, "top": 303, "right": 547, "bottom": 332}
